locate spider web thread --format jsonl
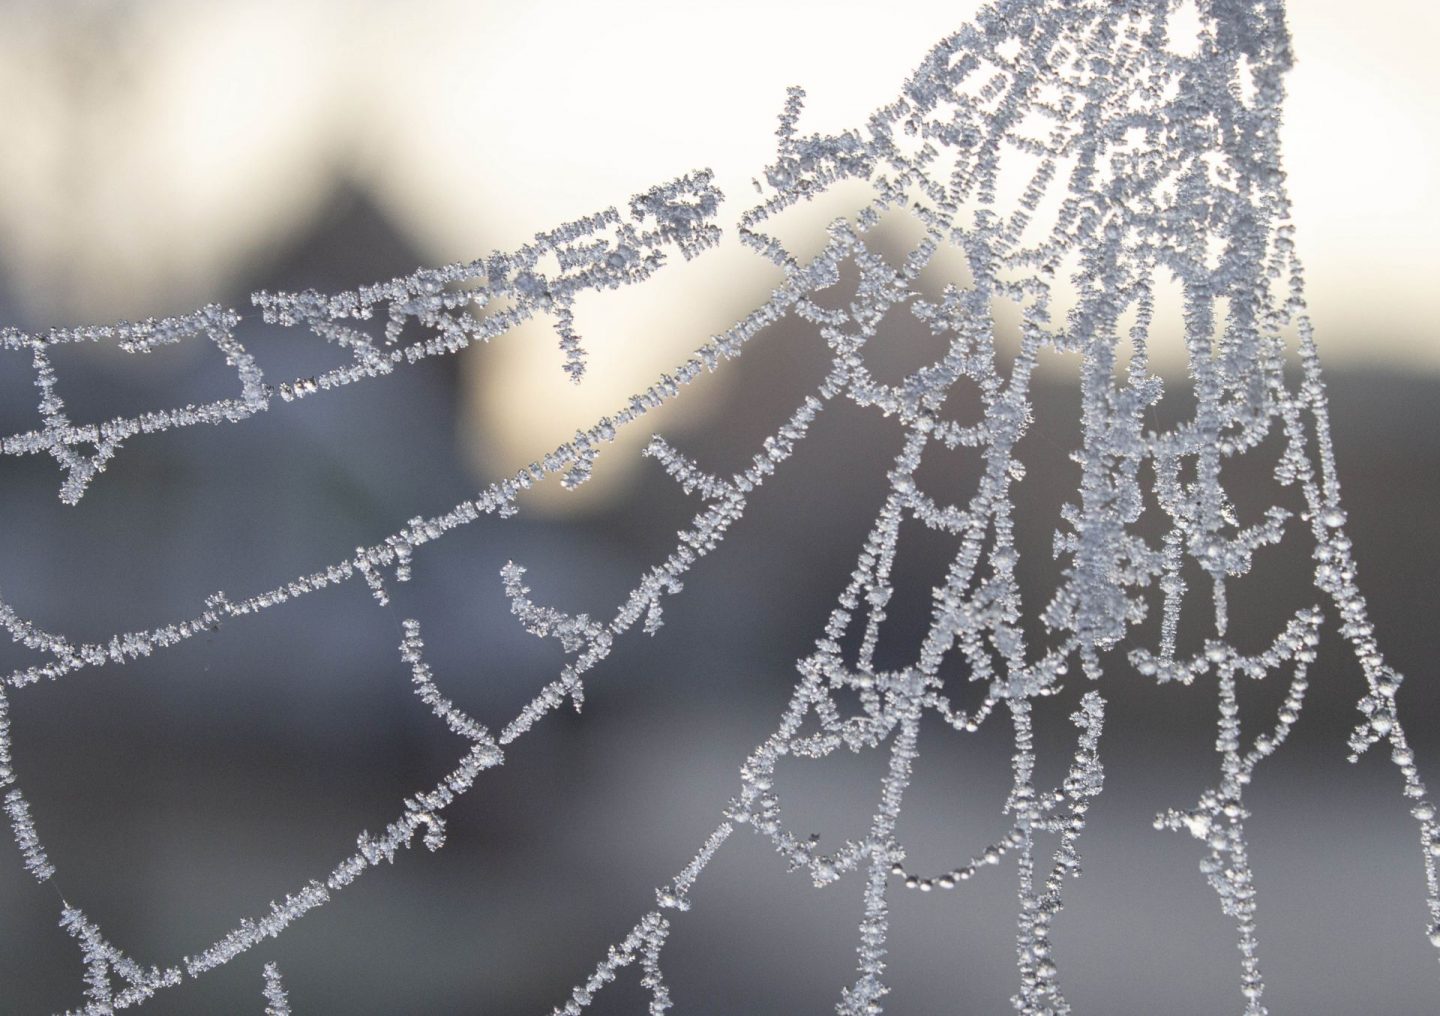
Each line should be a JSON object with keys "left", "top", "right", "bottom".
{"left": 1, "top": 1, "right": 1435, "bottom": 1013}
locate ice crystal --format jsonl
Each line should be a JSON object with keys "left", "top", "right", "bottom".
{"left": 1, "top": 0, "right": 1435, "bottom": 1012}
{"left": 261, "top": 963, "right": 290, "bottom": 1016}
{"left": 56, "top": 907, "right": 182, "bottom": 1015}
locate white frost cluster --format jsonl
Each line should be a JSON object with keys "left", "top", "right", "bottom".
{"left": 261, "top": 962, "right": 291, "bottom": 1016}
{"left": 4, "top": 787, "right": 55, "bottom": 882}
{"left": 57, "top": 906, "right": 182, "bottom": 1015}
{"left": 0, "top": 0, "right": 1434, "bottom": 1013}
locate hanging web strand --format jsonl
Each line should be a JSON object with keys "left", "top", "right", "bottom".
{"left": 0, "top": 0, "right": 1434, "bottom": 1013}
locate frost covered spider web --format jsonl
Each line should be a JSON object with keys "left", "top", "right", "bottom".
{"left": 1, "top": 0, "right": 1437, "bottom": 1012}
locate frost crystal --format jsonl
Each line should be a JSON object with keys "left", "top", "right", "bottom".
{"left": 1, "top": 0, "right": 1435, "bottom": 1013}
{"left": 56, "top": 907, "right": 183, "bottom": 1015}
{"left": 261, "top": 962, "right": 291, "bottom": 1016}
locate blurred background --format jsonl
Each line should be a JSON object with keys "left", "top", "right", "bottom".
{"left": 0, "top": 1, "right": 1437, "bottom": 1013}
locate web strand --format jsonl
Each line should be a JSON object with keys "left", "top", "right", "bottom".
{"left": 1, "top": 1, "right": 1434, "bottom": 1012}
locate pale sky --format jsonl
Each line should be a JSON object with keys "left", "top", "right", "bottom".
{"left": 0, "top": 1, "right": 1433, "bottom": 351}
{"left": 0, "top": 1, "right": 1434, "bottom": 502}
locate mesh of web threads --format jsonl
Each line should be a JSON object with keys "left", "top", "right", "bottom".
{"left": 0, "top": 171, "right": 722, "bottom": 505}
{"left": 0, "top": 0, "right": 1436, "bottom": 1013}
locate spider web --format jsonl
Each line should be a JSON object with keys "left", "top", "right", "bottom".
{"left": 2, "top": 0, "right": 1436, "bottom": 1013}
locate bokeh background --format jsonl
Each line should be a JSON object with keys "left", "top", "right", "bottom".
{"left": 0, "top": 1, "right": 1437, "bottom": 1013}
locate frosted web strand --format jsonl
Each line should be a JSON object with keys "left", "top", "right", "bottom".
{"left": 0, "top": 0, "right": 1435, "bottom": 1012}
{"left": 261, "top": 962, "right": 291, "bottom": 1016}
{"left": 0, "top": 173, "right": 722, "bottom": 506}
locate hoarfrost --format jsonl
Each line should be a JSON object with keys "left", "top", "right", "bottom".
{"left": 1, "top": 0, "right": 1434, "bottom": 1012}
